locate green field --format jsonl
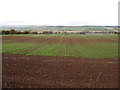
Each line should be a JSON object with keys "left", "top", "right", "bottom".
{"left": 2, "top": 34, "right": 118, "bottom": 58}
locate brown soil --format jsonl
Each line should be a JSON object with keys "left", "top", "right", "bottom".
{"left": 3, "top": 36, "right": 117, "bottom": 44}
{"left": 96, "top": 39, "right": 118, "bottom": 43}
{"left": 2, "top": 36, "right": 93, "bottom": 44}
{"left": 2, "top": 53, "right": 118, "bottom": 88}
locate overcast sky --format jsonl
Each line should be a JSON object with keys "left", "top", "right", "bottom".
{"left": 0, "top": 0, "right": 119, "bottom": 26}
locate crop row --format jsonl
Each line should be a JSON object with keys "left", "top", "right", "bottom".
{"left": 2, "top": 35, "right": 118, "bottom": 58}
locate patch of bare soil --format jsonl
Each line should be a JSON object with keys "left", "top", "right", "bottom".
{"left": 2, "top": 36, "right": 51, "bottom": 43}
{"left": 2, "top": 36, "right": 93, "bottom": 44}
{"left": 2, "top": 53, "right": 118, "bottom": 88}
{"left": 96, "top": 38, "right": 118, "bottom": 43}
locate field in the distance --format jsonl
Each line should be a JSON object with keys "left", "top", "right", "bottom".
{"left": 2, "top": 34, "right": 118, "bottom": 88}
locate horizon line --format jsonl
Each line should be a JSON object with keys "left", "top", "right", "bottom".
{"left": 0, "top": 25, "right": 118, "bottom": 26}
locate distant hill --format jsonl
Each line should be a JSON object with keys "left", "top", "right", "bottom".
{"left": 0, "top": 25, "right": 119, "bottom": 32}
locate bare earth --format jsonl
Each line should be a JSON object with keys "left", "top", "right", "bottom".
{"left": 2, "top": 36, "right": 117, "bottom": 44}
{"left": 2, "top": 53, "right": 118, "bottom": 88}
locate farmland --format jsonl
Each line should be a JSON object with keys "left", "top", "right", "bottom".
{"left": 2, "top": 34, "right": 118, "bottom": 88}
{"left": 2, "top": 34, "right": 118, "bottom": 58}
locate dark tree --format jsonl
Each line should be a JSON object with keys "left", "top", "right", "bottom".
{"left": 22, "top": 31, "right": 29, "bottom": 34}
{"left": 17, "top": 31, "right": 22, "bottom": 34}
{"left": 10, "top": 29, "right": 17, "bottom": 34}
{"left": 2, "top": 30, "right": 10, "bottom": 34}
{"left": 32, "top": 32, "right": 38, "bottom": 34}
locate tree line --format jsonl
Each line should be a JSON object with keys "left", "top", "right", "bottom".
{"left": 1, "top": 29, "right": 30, "bottom": 34}
{"left": 1, "top": 29, "right": 67, "bottom": 34}
{"left": 1, "top": 29, "right": 119, "bottom": 35}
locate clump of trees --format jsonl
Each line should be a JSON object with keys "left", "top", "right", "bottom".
{"left": 2, "top": 29, "right": 17, "bottom": 34}
{"left": 1, "top": 29, "right": 30, "bottom": 34}
{"left": 43, "top": 31, "right": 53, "bottom": 34}
{"left": 32, "top": 32, "right": 38, "bottom": 34}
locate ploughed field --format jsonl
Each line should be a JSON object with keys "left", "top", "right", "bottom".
{"left": 2, "top": 34, "right": 118, "bottom": 88}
